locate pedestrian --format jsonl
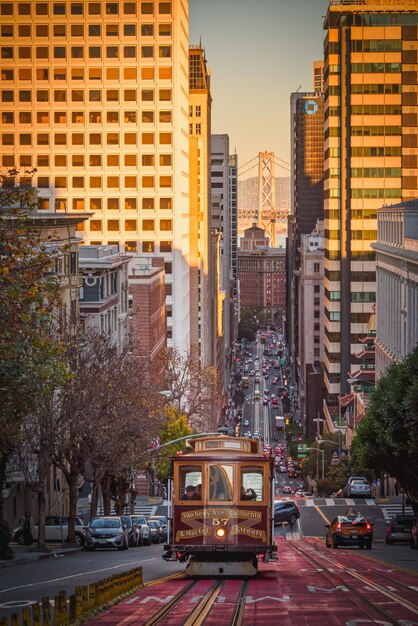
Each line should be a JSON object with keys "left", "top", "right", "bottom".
{"left": 20, "top": 510, "right": 35, "bottom": 547}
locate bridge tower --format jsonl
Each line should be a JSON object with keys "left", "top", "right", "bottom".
{"left": 258, "top": 151, "right": 276, "bottom": 247}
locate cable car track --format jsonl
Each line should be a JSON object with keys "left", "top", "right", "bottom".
{"left": 307, "top": 535, "right": 418, "bottom": 596}
{"left": 286, "top": 538, "right": 418, "bottom": 625}
{"left": 143, "top": 578, "right": 248, "bottom": 626}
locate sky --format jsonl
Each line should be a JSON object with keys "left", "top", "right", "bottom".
{"left": 189, "top": 0, "right": 329, "bottom": 178}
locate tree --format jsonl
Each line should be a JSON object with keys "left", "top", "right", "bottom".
{"left": 154, "top": 407, "right": 193, "bottom": 483}
{"left": 351, "top": 345, "right": 418, "bottom": 512}
{"left": 0, "top": 181, "right": 63, "bottom": 558}
{"left": 53, "top": 328, "right": 163, "bottom": 540}
{"left": 159, "top": 347, "right": 218, "bottom": 431}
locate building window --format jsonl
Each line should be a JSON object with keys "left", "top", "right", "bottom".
{"left": 142, "top": 241, "right": 155, "bottom": 253}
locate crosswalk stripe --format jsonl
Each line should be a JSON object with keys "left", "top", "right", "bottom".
{"left": 325, "top": 498, "right": 334, "bottom": 506}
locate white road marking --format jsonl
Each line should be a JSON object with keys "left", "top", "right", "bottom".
{"left": 0, "top": 558, "right": 157, "bottom": 594}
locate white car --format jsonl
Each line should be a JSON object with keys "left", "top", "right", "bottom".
{"left": 14, "top": 516, "right": 86, "bottom": 546}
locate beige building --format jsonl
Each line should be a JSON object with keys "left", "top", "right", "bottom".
{"left": 0, "top": 0, "right": 191, "bottom": 351}
{"left": 323, "top": 0, "right": 418, "bottom": 429}
{"left": 296, "top": 225, "right": 325, "bottom": 432}
{"left": 372, "top": 199, "right": 418, "bottom": 377}
{"left": 189, "top": 44, "right": 216, "bottom": 369}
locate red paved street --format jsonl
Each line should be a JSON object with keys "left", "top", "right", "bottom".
{"left": 85, "top": 538, "right": 418, "bottom": 625}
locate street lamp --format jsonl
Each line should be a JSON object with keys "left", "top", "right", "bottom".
{"left": 316, "top": 438, "right": 341, "bottom": 460}
{"left": 307, "top": 447, "right": 325, "bottom": 480}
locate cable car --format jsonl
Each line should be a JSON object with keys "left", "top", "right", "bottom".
{"left": 163, "top": 435, "right": 277, "bottom": 576}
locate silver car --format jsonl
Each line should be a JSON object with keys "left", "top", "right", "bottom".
{"left": 130, "top": 515, "right": 151, "bottom": 546}
{"left": 345, "top": 478, "right": 372, "bottom": 498}
{"left": 85, "top": 517, "right": 129, "bottom": 551}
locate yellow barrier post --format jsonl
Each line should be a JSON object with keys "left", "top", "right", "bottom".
{"left": 32, "top": 603, "right": 41, "bottom": 626}
{"left": 75, "top": 586, "right": 82, "bottom": 617}
{"left": 89, "top": 582, "right": 97, "bottom": 609}
{"left": 21, "top": 607, "right": 31, "bottom": 626}
{"left": 82, "top": 585, "right": 88, "bottom": 612}
{"left": 53, "top": 595, "right": 62, "bottom": 626}
{"left": 41, "top": 597, "right": 51, "bottom": 626}
{"left": 59, "top": 590, "right": 68, "bottom": 625}
{"left": 69, "top": 595, "right": 77, "bottom": 621}
{"left": 10, "top": 612, "right": 19, "bottom": 626}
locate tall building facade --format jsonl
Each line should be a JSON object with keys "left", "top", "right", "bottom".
{"left": 297, "top": 225, "right": 325, "bottom": 434}
{"left": 0, "top": 0, "right": 190, "bottom": 351}
{"left": 211, "top": 134, "right": 231, "bottom": 390}
{"left": 323, "top": 1, "right": 418, "bottom": 423}
{"left": 189, "top": 44, "right": 215, "bottom": 368}
{"left": 288, "top": 92, "right": 324, "bottom": 390}
{"left": 238, "top": 225, "right": 286, "bottom": 323}
{"left": 313, "top": 60, "right": 324, "bottom": 93}
{"left": 372, "top": 199, "right": 418, "bottom": 377}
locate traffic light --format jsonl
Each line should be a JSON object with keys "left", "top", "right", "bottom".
{"left": 285, "top": 418, "right": 290, "bottom": 425}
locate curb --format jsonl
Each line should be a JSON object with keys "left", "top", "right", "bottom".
{"left": 0, "top": 546, "right": 82, "bottom": 569}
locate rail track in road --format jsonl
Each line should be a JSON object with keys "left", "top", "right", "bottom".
{"left": 286, "top": 536, "right": 418, "bottom": 625}
{"left": 85, "top": 538, "right": 418, "bottom": 626}
{"left": 143, "top": 578, "right": 248, "bottom": 626}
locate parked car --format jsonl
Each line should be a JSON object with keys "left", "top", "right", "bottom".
{"left": 410, "top": 520, "right": 418, "bottom": 550}
{"left": 13, "top": 516, "right": 86, "bottom": 546}
{"left": 129, "top": 515, "right": 151, "bottom": 546}
{"left": 148, "top": 516, "right": 168, "bottom": 542}
{"left": 274, "top": 500, "right": 300, "bottom": 525}
{"left": 85, "top": 517, "right": 129, "bottom": 551}
{"left": 148, "top": 520, "right": 162, "bottom": 544}
{"left": 386, "top": 514, "right": 417, "bottom": 544}
{"left": 343, "top": 477, "right": 372, "bottom": 498}
{"left": 120, "top": 515, "right": 141, "bottom": 547}
{"left": 326, "top": 514, "right": 373, "bottom": 549}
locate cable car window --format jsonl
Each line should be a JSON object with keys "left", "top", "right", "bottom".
{"left": 179, "top": 465, "right": 202, "bottom": 501}
{"left": 240, "top": 466, "right": 263, "bottom": 501}
{"left": 209, "top": 465, "right": 233, "bottom": 501}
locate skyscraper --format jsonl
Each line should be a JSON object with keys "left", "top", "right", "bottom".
{"left": 323, "top": 0, "right": 418, "bottom": 422}
{"left": 288, "top": 92, "right": 324, "bottom": 390}
{"left": 189, "top": 43, "right": 215, "bottom": 368}
{"left": 0, "top": 0, "right": 190, "bottom": 350}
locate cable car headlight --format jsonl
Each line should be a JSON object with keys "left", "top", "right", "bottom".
{"left": 215, "top": 527, "right": 227, "bottom": 539}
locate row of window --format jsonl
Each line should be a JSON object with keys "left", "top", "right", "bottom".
{"left": 82, "top": 238, "right": 173, "bottom": 255}
{"left": 351, "top": 168, "right": 401, "bottom": 178}
{"left": 0, "top": 2, "right": 171, "bottom": 17}
{"left": 2, "top": 132, "right": 173, "bottom": 146}
{"left": 38, "top": 197, "right": 173, "bottom": 211}
{"left": 3, "top": 154, "right": 172, "bottom": 168}
{"left": 351, "top": 39, "right": 402, "bottom": 53}
{"left": 325, "top": 249, "right": 375, "bottom": 262}
{"left": 1, "top": 45, "right": 172, "bottom": 60}
{"left": 89, "top": 219, "right": 172, "bottom": 231}
{"left": 2, "top": 64, "right": 172, "bottom": 82}
{"left": 350, "top": 83, "right": 401, "bottom": 94}
{"left": 35, "top": 175, "right": 173, "bottom": 189}
{"left": 325, "top": 229, "right": 377, "bottom": 241}
{"left": 2, "top": 109, "right": 172, "bottom": 124}
{"left": 351, "top": 62, "right": 401, "bottom": 73}
{"left": 326, "top": 146, "right": 402, "bottom": 159}
{"left": 1, "top": 23, "right": 171, "bottom": 38}
{"left": 2, "top": 85, "right": 172, "bottom": 102}
{"left": 325, "top": 290, "right": 376, "bottom": 303}
{"left": 351, "top": 104, "right": 402, "bottom": 116}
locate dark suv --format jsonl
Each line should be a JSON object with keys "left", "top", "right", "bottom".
{"left": 274, "top": 500, "right": 300, "bottom": 526}
{"left": 386, "top": 514, "right": 417, "bottom": 544}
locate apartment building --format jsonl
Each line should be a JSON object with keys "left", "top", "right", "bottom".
{"left": 323, "top": 0, "right": 418, "bottom": 427}
{"left": 0, "top": 0, "right": 190, "bottom": 350}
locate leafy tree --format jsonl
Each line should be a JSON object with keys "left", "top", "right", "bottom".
{"left": 351, "top": 345, "right": 418, "bottom": 512}
{"left": 154, "top": 407, "right": 193, "bottom": 483}
{"left": 0, "top": 182, "right": 63, "bottom": 558}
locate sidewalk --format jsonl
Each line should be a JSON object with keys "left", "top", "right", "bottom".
{"left": 0, "top": 544, "right": 82, "bottom": 569}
